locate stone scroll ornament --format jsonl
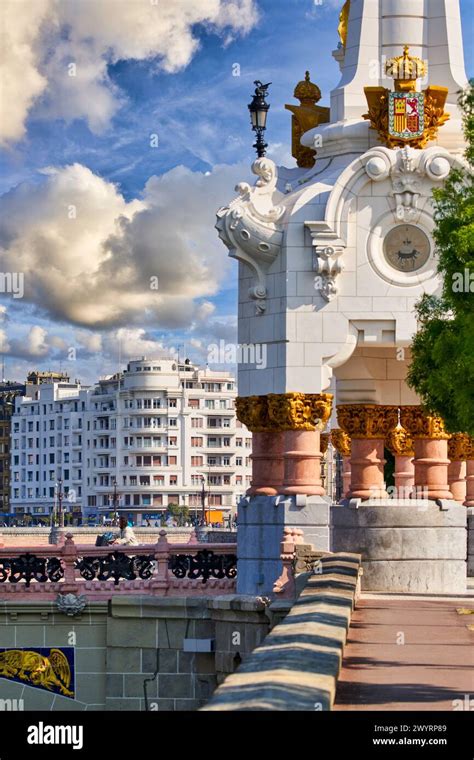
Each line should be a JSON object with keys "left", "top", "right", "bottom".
{"left": 337, "top": 405, "right": 399, "bottom": 439}
{"left": 215, "top": 157, "right": 285, "bottom": 315}
{"left": 363, "top": 45, "right": 449, "bottom": 149}
{"left": 235, "top": 393, "right": 333, "bottom": 432}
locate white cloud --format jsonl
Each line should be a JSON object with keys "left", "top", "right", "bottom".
{"left": 0, "top": 160, "right": 247, "bottom": 330}
{"left": 0, "top": 0, "right": 260, "bottom": 144}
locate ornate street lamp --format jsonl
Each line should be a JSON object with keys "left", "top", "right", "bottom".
{"left": 248, "top": 80, "right": 271, "bottom": 158}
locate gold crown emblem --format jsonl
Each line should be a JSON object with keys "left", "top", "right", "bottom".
{"left": 385, "top": 45, "right": 427, "bottom": 92}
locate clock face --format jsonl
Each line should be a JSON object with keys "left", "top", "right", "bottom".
{"left": 383, "top": 225, "right": 431, "bottom": 272}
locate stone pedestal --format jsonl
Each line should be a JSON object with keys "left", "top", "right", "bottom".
{"left": 448, "top": 460, "right": 467, "bottom": 504}
{"left": 248, "top": 431, "right": 284, "bottom": 495}
{"left": 331, "top": 501, "right": 467, "bottom": 594}
{"left": 236, "top": 494, "right": 330, "bottom": 595}
{"left": 281, "top": 430, "right": 324, "bottom": 496}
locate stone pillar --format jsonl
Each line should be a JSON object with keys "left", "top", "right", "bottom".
{"left": 448, "top": 433, "right": 469, "bottom": 505}
{"left": 266, "top": 393, "right": 333, "bottom": 497}
{"left": 337, "top": 405, "right": 398, "bottom": 500}
{"left": 386, "top": 426, "right": 415, "bottom": 499}
{"left": 331, "top": 428, "right": 351, "bottom": 501}
{"left": 464, "top": 438, "right": 474, "bottom": 508}
{"left": 235, "top": 396, "right": 284, "bottom": 495}
{"left": 400, "top": 407, "right": 453, "bottom": 501}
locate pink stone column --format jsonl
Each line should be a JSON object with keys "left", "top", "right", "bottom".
{"left": 280, "top": 430, "right": 325, "bottom": 496}
{"left": 464, "top": 459, "right": 474, "bottom": 508}
{"left": 348, "top": 438, "right": 387, "bottom": 500}
{"left": 448, "top": 460, "right": 467, "bottom": 504}
{"left": 394, "top": 454, "right": 415, "bottom": 499}
{"left": 412, "top": 438, "right": 453, "bottom": 500}
{"left": 247, "top": 431, "right": 284, "bottom": 496}
{"left": 342, "top": 456, "right": 351, "bottom": 498}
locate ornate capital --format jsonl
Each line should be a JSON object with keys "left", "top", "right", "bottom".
{"left": 320, "top": 433, "right": 329, "bottom": 454}
{"left": 386, "top": 426, "right": 414, "bottom": 457}
{"left": 330, "top": 428, "right": 351, "bottom": 457}
{"left": 236, "top": 393, "right": 333, "bottom": 432}
{"left": 305, "top": 222, "right": 346, "bottom": 302}
{"left": 448, "top": 433, "right": 471, "bottom": 461}
{"left": 400, "top": 406, "right": 450, "bottom": 440}
{"left": 337, "top": 404, "right": 399, "bottom": 439}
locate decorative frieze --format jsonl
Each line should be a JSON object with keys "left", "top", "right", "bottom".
{"left": 236, "top": 393, "right": 333, "bottom": 432}
{"left": 337, "top": 404, "right": 398, "bottom": 440}
{"left": 400, "top": 406, "right": 451, "bottom": 440}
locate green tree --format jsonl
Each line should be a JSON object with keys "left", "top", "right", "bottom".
{"left": 407, "top": 81, "right": 474, "bottom": 436}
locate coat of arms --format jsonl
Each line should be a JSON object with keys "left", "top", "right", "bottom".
{"left": 363, "top": 46, "right": 449, "bottom": 149}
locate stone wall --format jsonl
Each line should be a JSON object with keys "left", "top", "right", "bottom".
{"left": 0, "top": 593, "right": 270, "bottom": 712}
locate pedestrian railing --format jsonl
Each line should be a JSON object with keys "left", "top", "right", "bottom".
{"left": 0, "top": 530, "right": 237, "bottom": 600}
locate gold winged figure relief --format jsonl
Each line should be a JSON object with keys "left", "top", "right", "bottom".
{"left": 0, "top": 648, "right": 74, "bottom": 698}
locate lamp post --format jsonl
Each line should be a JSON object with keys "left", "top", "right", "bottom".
{"left": 57, "top": 478, "right": 64, "bottom": 529}
{"left": 200, "top": 476, "right": 207, "bottom": 527}
{"left": 248, "top": 80, "right": 271, "bottom": 158}
{"left": 109, "top": 479, "right": 119, "bottom": 526}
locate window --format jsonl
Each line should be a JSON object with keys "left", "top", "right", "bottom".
{"left": 168, "top": 437, "right": 177, "bottom": 446}
{"left": 236, "top": 475, "right": 242, "bottom": 485}
{"left": 236, "top": 438, "right": 242, "bottom": 447}
{"left": 205, "top": 400, "right": 215, "bottom": 409}
{"left": 191, "top": 418, "right": 203, "bottom": 428}
{"left": 169, "top": 418, "right": 177, "bottom": 427}
{"left": 153, "top": 398, "right": 161, "bottom": 408}
{"left": 191, "top": 437, "right": 203, "bottom": 447}
{"left": 153, "top": 475, "right": 164, "bottom": 485}
{"left": 191, "top": 456, "right": 203, "bottom": 467}
{"left": 209, "top": 494, "right": 222, "bottom": 506}
{"left": 223, "top": 456, "right": 230, "bottom": 466}
{"left": 236, "top": 457, "right": 242, "bottom": 466}
{"left": 168, "top": 398, "right": 177, "bottom": 408}
{"left": 188, "top": 399, "right": 200, "bottom": 408}
{"left": 170, "top": 475, "right": 177, "bottom": 485}
{"left": 168, "top": 456, "right": 177, "bottom": 465}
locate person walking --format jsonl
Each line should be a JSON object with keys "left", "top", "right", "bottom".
{"left": 113, "top": 516, "right": 139, "bottom": 545}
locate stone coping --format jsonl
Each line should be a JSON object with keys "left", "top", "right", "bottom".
{"left": 202, "top": 552, "right": 361, "bottom": 711}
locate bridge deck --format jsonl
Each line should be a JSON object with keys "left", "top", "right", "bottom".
{"left": 334, "top": 595, "right": 474, "bottom": 711}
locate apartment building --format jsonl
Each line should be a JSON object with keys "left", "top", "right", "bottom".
{"left": 0, "top": 382, "right": 27, "bottom": 517}
{"left": 9, "top": 359, "right": 251, "bottom": 524}
{"left": 88, "top": 358, "right": 251, "bottom": 523}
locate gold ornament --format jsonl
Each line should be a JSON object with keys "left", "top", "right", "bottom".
{"left": 330, "top": 428, "right": 351, "bottom": 457}
{"left": 400, "top": 406, "right": 451, "bottom": 440}
{"left": 320, "top": 433, "right": 330, "bottom": 454}
{"left": 386, "top": 426, "right": 414, "bottom": 457}
{"left": 448, "top": 433, "right": 471, "bottom": 461}
{"left": 337, "top": 405, "right": 399, "bottom": 439}
{"left": 0, "top": 648, "right": 74, "bottom": 698}
{"left": 337, "top": 0, "right": 350, "bottom": 50}
{"left": 236, "top": 393, "right": 333, "bottom": 432}
{"left": 363, "top": 45, "right": 449, "bottom": 149}
{"left": 285, "top": 71, "right": 329, "bottom": 169}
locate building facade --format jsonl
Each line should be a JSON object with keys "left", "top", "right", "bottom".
{"left": 9, "top": 359, "right": 251, "bottom": 524}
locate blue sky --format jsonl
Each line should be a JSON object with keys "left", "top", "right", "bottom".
{"left": 0, "top": 0, "right": 473, "bottom": 385}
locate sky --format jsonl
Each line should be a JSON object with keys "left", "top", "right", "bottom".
{"left": 0, "top": 0, "right": 473, "bottom": 386}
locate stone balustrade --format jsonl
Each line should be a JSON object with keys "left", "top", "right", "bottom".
{"left": 0, "top": 531, "right": 237, "bottom": 600}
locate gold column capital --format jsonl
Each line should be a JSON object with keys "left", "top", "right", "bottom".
{"left": 330, "top": 428, "right": 351, "bottom": 457}
{"left": 400, "top": 406, "right": 451, "bottom": 440}
{"left": 337, "top": 404, "right": 398, "bottom": 440}
{"left": 320, "top": 433, "right": 330, "bottom": 455}
{"left": 236, "top": 393, "right": 333, "bottom": 432}
{"left": 448, "top": 433, "right": 474, "bottom": 460}
{"left": 386, "top": 426, "right": 414, "bottom": 457}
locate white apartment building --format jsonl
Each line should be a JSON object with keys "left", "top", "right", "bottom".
{"left": 9, "top": 359, "right": 252, "bottom": 524}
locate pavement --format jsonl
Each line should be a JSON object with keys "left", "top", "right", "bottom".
{"left": 334, "top": 594, "right": 474, "bottom": 711}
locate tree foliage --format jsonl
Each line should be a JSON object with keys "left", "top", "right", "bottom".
{"left": 407, "top": 81, "right": 474, "bottom": 436}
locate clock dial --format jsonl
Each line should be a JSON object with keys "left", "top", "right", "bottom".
{"left": 383, "top": 225, "right": 431, "bottom": 272}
